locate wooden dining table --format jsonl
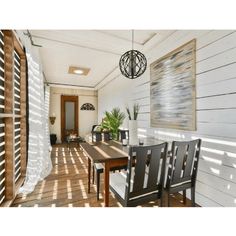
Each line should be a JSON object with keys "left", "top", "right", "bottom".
{"left": 80, "top": 139, "right": 167, "bottom": 207}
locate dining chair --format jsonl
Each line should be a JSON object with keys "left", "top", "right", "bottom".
{"left": 91, "top": 125, "right": 102, "bottom": 142}
{"left": 118, "top": 129, "right": 129, "bottom": 142}
{"left": 109, "top": 143, "right": 168, "bottom": 207}
{"left": 165, "top": 139, "right": 201, "bottom": 207}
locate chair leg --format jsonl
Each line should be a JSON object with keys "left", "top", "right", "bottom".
{"left": 160, "top": 192, "right": 164, "bottom": 207}
{"left": 191, "top": 186, "right": 196, "bottom": 207}
{"left": 183, "top": 190, "right": 186, "bottom": 205}
{"left": 92, "top": 166, "right": 95, "bottom": 184}
{"left": 167, "top": 193, "right": 170, "bottom": 207}
{"left": 96, "top": 171, "right": 100, "bottom": 201}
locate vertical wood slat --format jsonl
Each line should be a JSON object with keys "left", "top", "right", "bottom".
{"left": 132, "top": 149, "right": 147, "bottom": 192}
{"left": 14, "top": 118, "right": 21, "bottom": 182}
{"left": 147, "top": 148, "right": 161, "bottom": 188}
{"left": 173, "top": 144, "right": 187, "bottom": 181}
{"left": 14, "top": 50, "right": 21, "bottom": 183}
{"left": 3, "top": 30, "right": 15, "bottom": 200}
{"left": 0, "top": 119, "right": 6, "bottom": 205}
{"left": 19, "top": 56, "right": 26, "bottom": 177}
{"left": 0, "top": 30, "right": 6, "bottom": 205}
{"left": 183, "top": 143, "right": 196, "bottom": 177}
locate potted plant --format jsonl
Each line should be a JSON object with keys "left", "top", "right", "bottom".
{"left": 126, "top": 103, "right": 140, "bottom": 145}
{"left": 101, "top": 107, "right": 125, "bottom": 140}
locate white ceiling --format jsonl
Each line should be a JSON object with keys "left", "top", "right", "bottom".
{"left": 29, "top": 30, "right": 174, "bottom": 89}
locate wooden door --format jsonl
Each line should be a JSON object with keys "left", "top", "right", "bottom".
{"left": 61, "top": 95, "right": 78, "bottom": 142}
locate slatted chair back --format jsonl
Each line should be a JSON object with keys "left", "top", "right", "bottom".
{"left": 166, "top": 139, "right": 201, "bottom": 188}
{"left": 125, "top": 143, "right": 168, "bottom": 203}
{"left": 91, "top": 125, "right": 97, "bottom": 132}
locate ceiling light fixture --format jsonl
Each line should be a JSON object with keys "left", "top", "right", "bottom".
{"left": 119, "top": 30, "right": 147, "bottom": 79}
{"left": 68, "top": 66, "right": 90, "bottom": 76}
{"left": 73, "top": 69, "right": 84, "bottom": 74}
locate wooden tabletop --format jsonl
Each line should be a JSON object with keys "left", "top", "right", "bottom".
{"left": 80, "top": 139, "right": 168, "bottom": 163}
{"left": 80, "top": 141, "right": 128, "bottom": 163}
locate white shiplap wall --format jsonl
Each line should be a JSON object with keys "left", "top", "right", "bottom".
{"left": 97, "top": 30, "right": 236, "bottom": 207}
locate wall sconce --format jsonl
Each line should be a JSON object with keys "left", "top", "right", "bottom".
{"left": 49, "top": 113, "right": 56, "bottom": 125}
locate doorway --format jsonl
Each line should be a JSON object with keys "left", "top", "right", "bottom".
{"left": 61, "top": 95, "right": 78, "bottom": 142}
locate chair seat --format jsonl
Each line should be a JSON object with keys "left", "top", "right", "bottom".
{"left": 94, "top": 162, "right": 127, "bottom": 173}
{"left": 170, "top": 180, "right": 191, "bottom": 188}
{"left": 93, "top": 162, "right": 127, "bottom": 200}
{"left": 94, "top": 163, "right": 104, "bottom": 171}
{"left": 110, "top": 169, "right": 150, "bottom": 200}
{"left": 110, "top": 171, "right": 127, "bottom": 199}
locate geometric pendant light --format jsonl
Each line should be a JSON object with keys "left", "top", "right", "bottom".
{"left": 119, "top": 30, "right": 147, "bottom": 79}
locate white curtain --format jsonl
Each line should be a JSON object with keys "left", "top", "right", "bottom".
{"left": 19, "top": 44, "right": 52, "bottom": 194}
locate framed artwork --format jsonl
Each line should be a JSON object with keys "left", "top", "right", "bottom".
{"left": 150, "top": 39, "right": 196, "bottom": 131}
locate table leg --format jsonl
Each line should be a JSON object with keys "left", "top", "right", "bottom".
{"left": 104, "top": 162, "right": 110, "bottom": 207}
{"left": 88, "top": 158, "right": 91, "bottom": 193}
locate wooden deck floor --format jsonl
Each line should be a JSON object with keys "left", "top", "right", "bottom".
{"left": 12, "top": 144, "right": 195, "bottom": 207}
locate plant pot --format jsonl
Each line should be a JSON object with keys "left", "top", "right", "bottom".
{"left": 128, "top": 120, "right": 138, "bottom": 145}
{"left": 50, "top": 134, "right": 57, "bottom": 145}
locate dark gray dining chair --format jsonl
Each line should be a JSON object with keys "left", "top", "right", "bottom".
{"left": 109, "top": 143, "right": 168, "bottom": 207}
{"left": 165, "top": 139, "right": 201, "bottom": 207}
{"left": 118, "top": 129, "right": 129, "bottom": 142}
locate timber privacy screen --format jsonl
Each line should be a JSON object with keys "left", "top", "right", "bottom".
{"left": 0, "top": 30, "right": 27, "bottom": 206}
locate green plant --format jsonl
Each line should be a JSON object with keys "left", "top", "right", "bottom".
{"left": 126, "top": 103, "right": 140, "bottom": 120}
{"left": 101, "top": 107, "right": 125, "bottom": 140}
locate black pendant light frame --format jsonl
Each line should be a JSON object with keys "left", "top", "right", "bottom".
{"left": 119, "top": 30, "right": 147, "bottom": 79}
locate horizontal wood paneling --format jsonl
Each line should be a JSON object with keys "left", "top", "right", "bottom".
{"left": 196, "top": 30, "right": 234, "bottom": 49}
{"left": 197, "top": 31, "right": 236, "bottom": 62}
{"left": 200, "top": 150, "right": 236, "bottom": 169}
{"left": 197, "top": 47, "right": 236, "bottom": 74}
{"left": 138, "top": 113, "right": 150, "bottom": 121}
{"left": 197, "top": 123, "right": 236, "bottom": 139}
{"left": 139, "top": 105, "right": 150, "bottom": 113}
{"left": 197, "top": 170, "right": 236, "bottom": 197}
{"left": 194, "top": 192, "right": 222, "bottom": 207}
{"left": 196, "top": 181, "right": 235, "bottom": 207}
{"left": 186, "top": 189, "right": 222, "bottom": 207}
{"left": 199, "top": 159, "right": 236, "bottom": 184}
{"left": 197, "top": 62, "right": 236, "bottom": 86}
{"left": 197, "top": 109, "right": 236, "bottom": 124}
{"left": 197, "top": 93, "right": 236, "bottom": 110}
{"left": 132, "top": 89, "right": 149, "bottom": 100}
{"left": 197, "top": 77, "right": 236, "bottom": 98}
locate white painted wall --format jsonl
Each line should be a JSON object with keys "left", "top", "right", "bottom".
{"left": 49, "top": 87, "right": 97, "bottom": 142}
{"left": 98, "top": 30, "right": 236, "bottom": 207}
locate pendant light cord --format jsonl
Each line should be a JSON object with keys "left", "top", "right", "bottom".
{"left": 132, "top": 29, "right": 134, "bottom": 50}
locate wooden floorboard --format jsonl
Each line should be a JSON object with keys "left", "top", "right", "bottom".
{"left": 12, "top": 144, "right": 197, "bottom": 207}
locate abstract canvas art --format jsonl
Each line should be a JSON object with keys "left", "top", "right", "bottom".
{"left": 150, "top": 39, "right": 196, "bottom": 131}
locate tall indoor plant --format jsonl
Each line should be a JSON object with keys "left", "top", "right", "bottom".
{"left": 101, "top": 107, "right": 125, "bottom": 140}
{"left": 126, "top": 103, "right": 140, "bottom": 145}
